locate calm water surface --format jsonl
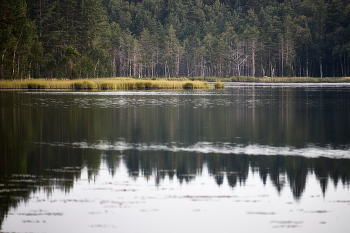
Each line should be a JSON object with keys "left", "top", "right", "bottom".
{"left": 1, "top": 83, "right": 350, "bottom": 232}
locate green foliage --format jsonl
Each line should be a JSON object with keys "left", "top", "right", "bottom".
{"left": 2, "top": 0, "right": 350, "bottom": 79}
{"left": 183, "top": 82, "right": 194, "bottom": 89}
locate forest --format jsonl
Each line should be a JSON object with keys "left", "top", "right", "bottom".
{"left": 1, "top": 0, "right": 350, "bottom": 79}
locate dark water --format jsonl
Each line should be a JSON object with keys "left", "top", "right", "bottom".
{"left": 1, "top": 84, "right": 350, "bottom": 232}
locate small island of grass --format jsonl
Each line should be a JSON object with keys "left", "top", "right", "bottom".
{"left": 0, "top": 78, "right": 212, "bottom": 90}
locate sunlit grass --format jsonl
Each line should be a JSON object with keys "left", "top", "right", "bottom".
{"left": 2, "top": 76, "right": 347, "bottom": 90}
{"left": 0, "top": 78, "right": 211, "bottom": 90}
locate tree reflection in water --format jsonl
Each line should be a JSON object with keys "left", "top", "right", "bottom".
{"left": 1, "top": 146, "right": 350, "bottom": 228}
{"left": 1, "top": 87, "right": 350, "bottom": 230}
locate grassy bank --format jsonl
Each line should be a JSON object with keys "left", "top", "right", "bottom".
{"left": 231, "top": 76, "right": 350, "bottom": 83}
{"left": 0, "top": 78, "right": 211, "bottom": 90}
{"left": 198, "top": 76, "right": 350, "bottom": 83}
{"left": 217, "top": 76, "right": 350, "bottom": 83}
{"left": 2, "top": 76, "right": 348, "bottom": 90}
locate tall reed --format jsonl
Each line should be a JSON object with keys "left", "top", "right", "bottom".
{"left": 0, "top": 78, "right": 211, "bottom": 90}
{"left": 229, "top": 76, "right": 350, "bottom": 83}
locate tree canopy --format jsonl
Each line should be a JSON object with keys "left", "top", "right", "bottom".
{"left": 1, "top": 0, "right": 350, "bottom": 79}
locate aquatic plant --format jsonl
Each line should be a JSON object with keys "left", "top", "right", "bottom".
{"left": 183, "top": 82, "right": 194, "bottom": 89}
{"left": 214, "top": 82, "right": 225, "bottom": 89}
{"left": 27, "top": 83, "right": 49, "bottom": 89}
{"left": 0, "top": 78, "right": 211, "bottom": 90}
{"left": 135, "top": 82, "right": 146, "bottom": 89}
{"left": 144, "top": 82, "right": 152, "bottom": 89}
{"left": 71, "top": 81, "right": 95, "bottom": 90}
{"left": 99, "top": 83, "right": 114, "bottom": 90}
{"left": 229, "top": 76, "right": 350, "bottom": 83}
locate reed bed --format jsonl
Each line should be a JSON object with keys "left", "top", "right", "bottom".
{"left": 214, "top": 82, "right": 225, "bottom": 89}
{"left": 229, "top": 76, "right": 350, "bottom": 83}
{"left": 0, "top": 78, "right": 211, "bottom": 90}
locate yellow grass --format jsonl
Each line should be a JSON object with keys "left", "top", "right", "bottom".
{"left": 0, "top": 78, "right": 211, "bottom": 90}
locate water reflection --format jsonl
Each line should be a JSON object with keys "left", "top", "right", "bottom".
{"left": 1, "top": 147, "right": 350, "bottom": 224}
{"left": 1, "top": 86, "right": 350, "bottom": 230}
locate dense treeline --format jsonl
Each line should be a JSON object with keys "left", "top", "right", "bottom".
{"left": 1, "top": 0, "right": 350, "bottom": 79}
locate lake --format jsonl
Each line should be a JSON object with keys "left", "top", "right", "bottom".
{"left": 1, "top": 83, "right": 350, "bottom": 232}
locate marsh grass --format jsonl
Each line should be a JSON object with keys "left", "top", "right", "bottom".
{"left": 0, "top": 78, "right": 210, "bottom": 90}
{"left": 229, "top": 76, "right": 350, "bottom": 83}
{"left": 214, "top": 82, "right": 225, "bottom": 89}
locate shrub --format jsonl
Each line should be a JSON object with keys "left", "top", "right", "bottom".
{"left": 183, "top": 82, "right": 194, "bottom": 89}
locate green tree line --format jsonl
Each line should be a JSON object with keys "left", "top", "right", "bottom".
{"left": 1, "top": 0, "right": 350, "bottom": 79}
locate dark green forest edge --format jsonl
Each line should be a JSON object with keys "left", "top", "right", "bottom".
{"left": 1, "top": 0, "right": 350, "bottom": 81}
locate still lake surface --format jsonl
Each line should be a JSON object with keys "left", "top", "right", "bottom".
{"left": 1, "top": 83, "right": 350, "bottom": 232}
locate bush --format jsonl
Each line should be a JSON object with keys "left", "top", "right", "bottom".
{"left": 183, "top": 82, "right": 194, "bottom": 89}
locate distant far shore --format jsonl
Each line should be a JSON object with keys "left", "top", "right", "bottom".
{"left": 1, "top": 77, "right": 350, "bottom": 90}
{"left": 193, "top": 76, "right": 350, "bottom": 83}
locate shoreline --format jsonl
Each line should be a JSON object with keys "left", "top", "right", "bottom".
{"left": 222, "top": 82, "right": 350, "bottom": 87}
{"left": 1, "top": 77, "right": 350, "bottom": 90}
